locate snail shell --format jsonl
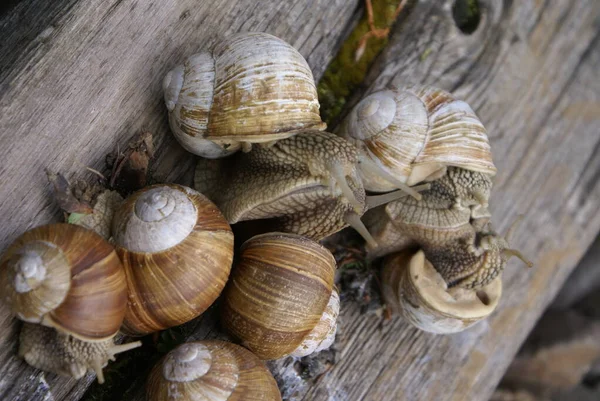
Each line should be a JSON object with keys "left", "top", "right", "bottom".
{"left": 221, "top": 233, "right": 338, "bottom": 360}
{"left": 0, "top": 223, "right": 139, "bottom": 382}
{"left": 163, "top": 32, "right": 326, "bottom": 158}
{"left": 147, "top": 340, "right": 282, "bottom": 401}
{"left": 112, "top": 184, "right": 234, "bottom": 335}
{"left": 381, "top": 249, "right": 502, "bottom": 334}
{"left": 338, "top": 85, "right": 497, "bottom": 193}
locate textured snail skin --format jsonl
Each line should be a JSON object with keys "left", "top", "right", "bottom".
{"left": 364, "top": 167, "right": 491, "bottom": 259}
{"left": 195, "top": 130, "right": 367, "bottom": 241}
{"left": 146, "top": 341, "right": 282, "bottom": 401}
{"left": 164, "top": 32, "right": 325, "bottom": 158}
{"left": 112, "top": 184, "right": 234, "bottom": 336}
{"left": 338, "top": 85, "right": 497, "bottom": 193}
{"left": 221, "top": 233, "right": 337, "bottom": 360}
{"left": 381, "top": 249, "right": 502, "bottom": 334}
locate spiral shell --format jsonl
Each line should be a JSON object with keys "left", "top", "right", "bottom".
{"left": 0, "top": 223, "right": 139, "bottom": 382}
{"left": 112, "top": 184, "right": 234, "bottom": 335}
{"left": 147, "top": 341, "right": 282, "bottom": 401}
{"left": 221, "top": 233, "right": 337, "bottom": 359}
{"left": 0, "top": 223, "right": 126, "bottom": 339}
{"left": 381, "top": 249, "right": 502, "bottom": 334}
{"left": 164, "top": 32, "right": 325, "bottom": 158}
{"left": 338, "top": 85, "right": 496, "bottom": 192}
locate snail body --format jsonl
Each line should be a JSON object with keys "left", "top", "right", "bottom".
{"left": 0, "top": 223, "right": 140, "bottom": 382}
{"left": 195, "top": 130, "right": 419, "bottom": 246}
{"left": 164, "top": 32, "right": 325, "bottom": 158}
{"left": 381, "top": 249, "right": 502, "bottom": 334}
{"left": 112, "top": 184, "right": 234, "bottom": 336}
{"left": 147, "top": 340, "right": 282, "bottom": 401}
{"left": 337, "top": 85, "right": 496, "bottom": 194}
{"left": 221, "top": 233, "right": 339, "bottom": 360}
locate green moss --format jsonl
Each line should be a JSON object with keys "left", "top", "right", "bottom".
{"left": 317, "top": 0, "right": 408, "bottom": 126}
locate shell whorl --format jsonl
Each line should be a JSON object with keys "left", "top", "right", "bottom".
{"left": 2, "top": 241, "right": 71, "bottom": 323}
{"left": 162, "top": 343, "right": 212, "bottom": 382}
{"left": 340, "top": 86, "right": 497, "bottom": 191}
{"left": 341, "top": 89, "right": 428, "bottom": 192}
{"left": 112, "top": 185, "right": 198, "bottom": 253}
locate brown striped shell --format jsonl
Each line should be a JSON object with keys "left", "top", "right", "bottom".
{"left": 0, "top": 223, "right": 140, "bottom": 382}
{"left": 381, "top": 249, "right": 502, "bottom": 334}
{"left": 221, "top": 233, "right": 337, "bottom": 360}
{"left": 337, "top": 85, "right": 497, "bottom": 193}
{"left": 112, "top": 184, "right": 234, "bottom": 336}
{"left": 147, "top": 341, "right": 282, "bottom": 401}
{"left": 163, "top": 32, "right": 325, "bottom": 158}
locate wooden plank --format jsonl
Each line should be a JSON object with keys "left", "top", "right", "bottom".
{"left": 275, "top": 0, "right": 599, "bottom": 400}
{"left": 0, "top": 1, "right": 360, "bottom": 400}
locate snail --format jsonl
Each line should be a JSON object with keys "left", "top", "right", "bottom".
{"left": 195, "top": 130, "right": 426, "bottom": 247}
{"left": 112, "top": 184, "right": 234, "bottom": 336}
{"left": 364, "top": 167, "right": 492, "bottom": 258}
{"left": 424, "top": 218, "right": 533, "bottom": 290}
{"left": 147, "top": 340, "right": 282, "bottom": 401}
{"left": 163, "top": 32, "right": 325, "bottom": 158}
{"left": 381, "top": 220, "right": 532, "bottom": 333}
{"left": 381, "top": 249, "right": 502, "bottom": 334}
{"left": 221, "top": 233, "right": 339, "bottom": 360}
{"left": 337, "top": 85, "right": 497, "bottom": 196}
{"left": 0, "top": 223, "right": 141, "bottom": 383}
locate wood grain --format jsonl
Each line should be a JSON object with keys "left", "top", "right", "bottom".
{"left": 0, "top": 1, "right": 360, "bottom": 399}
{"left": 280, "top": 0, "right": 600, "bottom": 400}
{"left": 1, "top": 0, "right": 599, "bottom": 400}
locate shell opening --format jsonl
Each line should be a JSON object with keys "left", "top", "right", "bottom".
{"left": 163, "top": 343, "right": 212, "bottom": 382}
{"left": 163, "top": 64, "right": 185, "bottom": 112}
{"left": 13, "top": 251, "right": 46, "bottom": 293}
{"left": 291, "top": 289, "right": 340, "bottom": 357}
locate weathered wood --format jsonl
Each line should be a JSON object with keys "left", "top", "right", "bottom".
{"left": 281, "top": 1, "right": 599, "bottom": 400}
{"left": 0, "top": 1, "right": 360, "bottom": 399}
{"left": 1, "top": 0, "right": 599, "bottom": 401}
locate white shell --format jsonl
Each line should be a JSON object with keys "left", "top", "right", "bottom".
{"left": 164, "top": 32, "right": 326, "bottom": 158}
{"left": 111, "top": 185, "right": 198, "bottom": 253}
{"left": 291, "top": 289, "right": 340, "bottom": 357}
{"left": 382, "top": 250, "right": 502, "bottom": 334}
{"left": 338, "top": 86, "right": 497, "bottom": 192}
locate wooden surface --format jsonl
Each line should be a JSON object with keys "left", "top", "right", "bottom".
{"left": 0, "top": 0, "right": 360, "bottom": 399}
{"left": 0, "top": 0, "right": 599, "bottom": 401}
{"left": 284, "top": 1, "right": 600, "bottom": 400}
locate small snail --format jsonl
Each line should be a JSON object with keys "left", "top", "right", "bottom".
{"left": 381, "top": 249, "right": 502, "bottom": 334}
{"left": 0, "top": 223, "right": 140, "bottom": 383}
{"left": 147, "top": 340, "right": 282, "bottom": 401}
{"left": 221, "top": 233, "right": 339, "bottom": 360}
{"left": 365, "top": 167, "right": 492, "bottom": 258}
{"left": 163, "top": 32, "right": 325, "bottom": 158}
{"left": 337, "top": 85, "right": 497, "bottom": 196}
{"left": 112, "top": 184, "right": 234, "bottom": 336}
{"left": 195, "top": 130, "right": 424, "bottom": 247}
